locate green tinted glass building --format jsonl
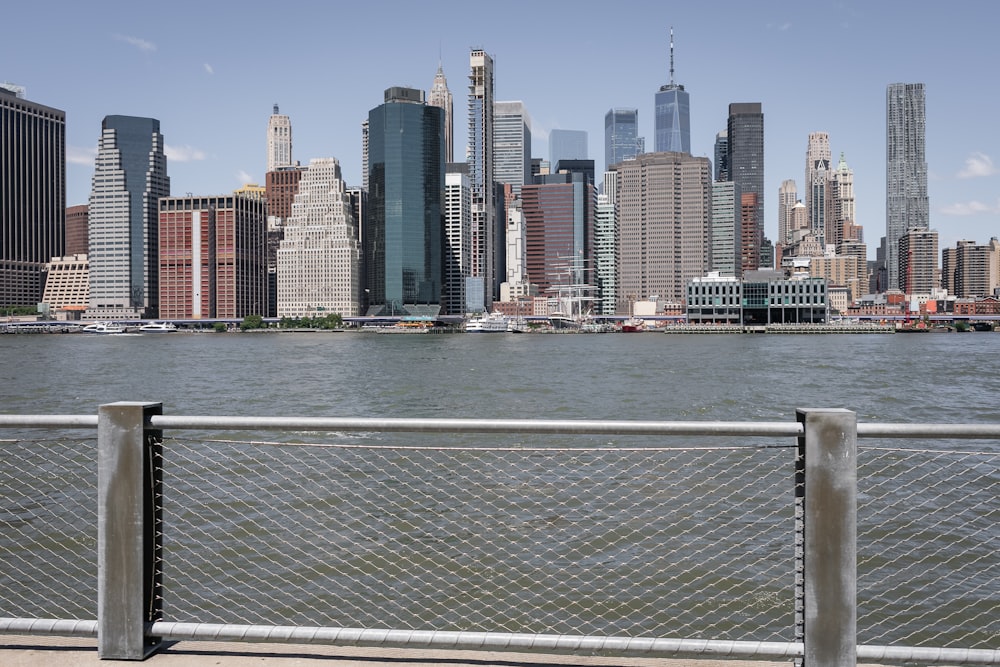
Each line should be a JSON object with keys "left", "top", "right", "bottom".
{"left": 366, "top": 87, "right": 445, "bottom": 315}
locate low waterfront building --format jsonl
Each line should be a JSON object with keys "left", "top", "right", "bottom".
{"left": 41, "top": 254, "right": 89, "bottom": 317}
{"left": 687, "top": 271, "right": 828, "bottom": 325}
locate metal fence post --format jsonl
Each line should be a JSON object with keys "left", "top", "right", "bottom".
{"left": 795, "top": 408, "right": 857, "bottom": 667}
{"left": 98, "top": 402, "right": 163, "bottom": 660}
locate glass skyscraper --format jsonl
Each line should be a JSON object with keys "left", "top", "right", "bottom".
{"left": 494, "top": 101, "right": 531, "bottom": 197}
{"left": 88, "top": 115, "right": 170, "bottom": 318}
{"left": 366, "top": 87, "right": 445, "bottom": 315}
{"left": 885, "top": 82, "right": 928, "bottom": 291}
{"left": 604, "top": 108, "right": 644, "bottom": 171}
{"left": 548, "top": 129, "right": 588, "bottom": 171}
{"left": 727, "top": 103, "right": 764, "bottom": 272}
{"left": 654, "top": 29, "right": 690, "bottom": 154}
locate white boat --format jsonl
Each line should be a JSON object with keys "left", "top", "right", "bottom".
{"left": 548, "top": 312, "right": 581, "bottom": 331}
{"left": 507, "top": 316, "right": 531, "bottom": 333}
{"left": 82, "top": 321, "right": 126, "bottom": 334}
{"left": 465, "top": 312, "right": 509, "bottom": 333}
{"left": 139, "top": 321, "right": 178, "bottom": 333}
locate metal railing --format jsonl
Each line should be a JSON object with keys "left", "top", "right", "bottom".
{"left": 1, "top": 404, "right": 998, "bottom": 665}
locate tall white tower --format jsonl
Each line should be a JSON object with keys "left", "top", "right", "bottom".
{"left": 267, "top": 104, "right": 292, "bottom": 173}
{"left": 468, "top": 48, "right": 495, "bottom": 308}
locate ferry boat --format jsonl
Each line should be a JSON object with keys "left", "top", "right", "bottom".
{"left": 138, "top": 321, "right": 178, "bottom": 333}
{"left": 82, "top": 321, "right": 126, "bottom": 334}
{"left": 465, "top": 312, "right": 509, "bottom": 333}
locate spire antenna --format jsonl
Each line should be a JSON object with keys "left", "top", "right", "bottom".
{"left": 669, "top": 26, "right": 675, "bottom": 86}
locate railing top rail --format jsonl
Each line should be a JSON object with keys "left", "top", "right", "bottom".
{"left": 857, "top": 422, "right": 1000, "bottom": 439}
{"left": 0, "top": 414, "right": 99, "bottom": 429}
{"left": 147, "top": 415, "right": 804, "bottom": 438}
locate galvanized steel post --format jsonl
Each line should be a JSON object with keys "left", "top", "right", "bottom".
{"left": 796, "top": 408, "right": 857, "bottom": 667}
{"left": 97, "top": 402, "right": 163, "bottom": 660}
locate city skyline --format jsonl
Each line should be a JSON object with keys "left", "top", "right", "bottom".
{"left": 2, "top": 1, "right": 999, "bottom": 257}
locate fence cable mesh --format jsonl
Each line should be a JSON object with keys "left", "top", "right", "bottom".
{"left": 0, "top": 436, "right": 97, "bottom": 620}
{"left": 857, "top": 444, "right": 999, "bottom": 650}
{"left": 158, "top": 435, "right": 796, "bottom": 641}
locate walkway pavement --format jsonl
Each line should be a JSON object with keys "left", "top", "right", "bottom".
{"left": 2, "top": 635, "right": 805, "bottom": 667}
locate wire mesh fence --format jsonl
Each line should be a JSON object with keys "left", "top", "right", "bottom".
{"left": 0, "top": 435, "right": 98, "bottom": 620}
{"left": 158, "top": 434, "right": 797, "bottom": 641}
{"left": 857, "top": 444, "right": 1000, "bottom": 650}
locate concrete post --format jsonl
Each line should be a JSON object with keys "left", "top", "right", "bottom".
{"left": 98, "top": 402, "right": 163, "bottom": 660}
{"left": 796, "top": 408, "right": 857, "bottom": 667}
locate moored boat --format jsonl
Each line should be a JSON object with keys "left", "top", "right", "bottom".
{"left": 465, "top": 312, "right": 509, "bottom": 333}
{"left": 139, "top": 321, "right": 178, "bottom": 333}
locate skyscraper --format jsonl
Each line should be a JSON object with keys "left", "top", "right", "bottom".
{"left": 886, "top": 82, "right": 928, "bottom": 291}
{"left": 277, "top": 158, "right": 361, "bottom": 318}
{"left": 494, "top": 101, "right": 532, "bottom": 197}
{"left": 805, "top": 132, "right": 831, "bottom": 243}
{"left": 468, "top": 49, "right": 495, "bottom": 308}
{"left": 829, "top": 154, "right": 856, "bottom": 248}
{"left": 711, "top": 180, "right": 739, "bottom": 277}
{"left": 159, "top": 194, "right": 267, "bottom": 319}
{"left": 898, "top": 228, "right": 937, "bottom": 295}
{"left": 444, "top": 165, "right": 471, "bottom": 315}
{"left": 613, "top": 152, "right": 710, "bottom": 306}
{"left": 654, "top": 28, "right": 690, "bottom": 154}
{"left": 1, "top": 86, "right": 66, "bottom": 306}
{"left": 727, "top": 103, "right": 764, "bottom": 268}
{"left": 366, "top": 86, "right": 445, "bottom": 315}
{"left": 88, "top": 115, "right": 169, "bottom": 318}
{"left": 604, "top": 108, "right": 645, "bottom": 171}
{"left": 428, "top": 63, "right": 454, "bottom": 164}
{"left": 778, "top": 179, "right": 797, "bottom": 248}
{"left": 549, "top": 129, "right": 588, "bottom": 170}
{"left": 267, "top": 104, "right": 292, "bottom": 173}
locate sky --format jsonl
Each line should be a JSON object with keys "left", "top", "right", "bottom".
{"left": 3, "top": 0, "right": 999, "bottom": 258}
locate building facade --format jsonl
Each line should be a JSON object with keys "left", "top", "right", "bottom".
{"left": 654, "top": 29, "right": 690, "bottom": 154}
{"left": 87, "top": 115, "right": 170, "bottom": 318}
{"left": 277, "top": 158, "right": 361, "bottom": 318}
{"left": 1, "top": 86, "right": 66, "bottom": 306}
{"left": 594, "top": 191, "right": 617, "bottom": 315}
{"left": 549, "top": 129, "right": 588, "bottom": 171}
{"left": 41, "top": 254, "right": 89, "bottom": 315}
{"left": 898, "top": 228, "right": 938, "bottom": 295}
{"left": 65, "top": 204, "right": 89, "bottom": 257}
{"left": 614, "top": 152, "right": 711, "bottom": 308}
{"left": 687, "top": 273, "right": 828, "bottom": 325}
{"left": 886, "top": 83, "right": 929, "bottom": 290}
{"left": 366, "top": 87, "right": 445, "bottom": 316}
{"left": 468, "top": 49, "right": 496, "bottom": 307}
{"left": 444, "top": 166, "right": 471, "bottom": 315}
{"left": 604, "top": 108, "right": 644, "bottom": 172}
{"left": 159, "top": 194, "right": 267, "bottom": 319}
{"left": 727, "top": 103, "right": 764, "bottom": 268}
{"left": 942, "top": 238, "right": 1000, "bottom": 298}
{"left": 777, "top": 179, "right": 797, "bottom": 251}
{"left": 494, "top": 101, "right": 532, "bottom": 198}
{"left": 710, "top": 180, "right": 739, "bottom": 277}
{"left": 829, "top": 153, "right": 856, "bottom": 248}
{"left": 805, "top": 132, "right": 831, "bottom": 242}
{"left": 266, "top": 104, "right": 292, "bottom": 173}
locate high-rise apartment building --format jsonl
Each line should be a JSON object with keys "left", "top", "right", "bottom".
{"left": 942, "top": 238, "right": 1000, "bottom": 298}
{"left": 713, "top": 131, "right": 728, "bottom": 182}
{"left": 711, "top": 180, "right": 739, "bottom": 277}
{"left": 158, "top": 194, "right": 267, "bottom": 319}
{"left": 604, "top": 108, "right": 644, "bottom": 171}
{"left": 898, "top": 228, "right": 938, "bottom": 295}
{"left": 494, "top": 101, "right": 532, "bottom": 198}
{"left": 428, "top": 63, "right": 454, "bottom": 163}
{"left": 88, "top": 115, "right": 170, "bottom": 318}
{"left": 1, "top": 86, "right": 66, "bottom": 306}
{"left": 740, "top": 192, "right": 760, "bottom": 274}
{"left": 366, "top": 87, "right": 445, "bottom": 315}
{"left": 549, "top": 129, "right": 588, "bottom": 170}
{"left": 468, "top": 49, "right": 496, "bottom": 308}
{"left": 267, "top": 104, "right": 292, "bottom": 173}
{"left": 613, "top": 152, "right": 710, "bottom": 307}
{"left": 277, "top": 158, "right": 361, "bottom": 318}
{"left": 727, "top": 103, "right": 764, "bottom": 269}
{"left": 444, "top": 165, "right": 472, "bottom": 315}
{"left": 886, "top": 83, "right": 929, "bottom": 291}
{"left": 594, "top": 190, "right": 617, "bottom": 315}
{"left": 654, "top": 28, "right": 690, "bottom": 154}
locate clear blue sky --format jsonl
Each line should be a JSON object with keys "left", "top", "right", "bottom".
{"left": 4, "top": 0, "right": 998, "bottom": 256}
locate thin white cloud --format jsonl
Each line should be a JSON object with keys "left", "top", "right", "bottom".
{"left": 165, "top": 144, "right": 207, "bottom": 162}
{"left": 204, "top": 63, "right": 214, "bottom": 75}
{"left": 237, "top": 170, "right": 255, "bottom": 184}
{"left": 67, "top": 145, "right": 97, "bottom": 165}
{"left": 957, "top": 152, "right": 997, "bottom": 179}
{"left": 938, "top": 200, "right": 1000, "bottom": 216}
{"left": 114, "top": 34, "right": 156, "bottom": 53}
